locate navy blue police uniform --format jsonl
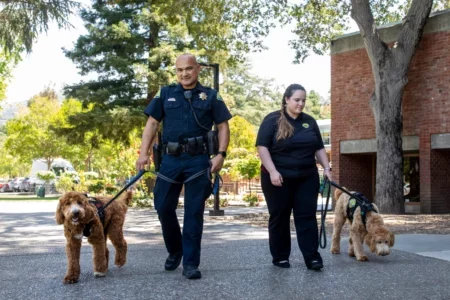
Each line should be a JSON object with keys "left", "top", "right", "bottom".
{"left": 144, "top": 82, "right": 232, "bottom": 268}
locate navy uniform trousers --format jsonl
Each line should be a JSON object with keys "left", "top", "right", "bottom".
{"left": 153, "top": 152, "right": 212, "bottom": 267}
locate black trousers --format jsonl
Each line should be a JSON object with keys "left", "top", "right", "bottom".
{"left": 261, "top": 171, "right": 321, "bottom": 265}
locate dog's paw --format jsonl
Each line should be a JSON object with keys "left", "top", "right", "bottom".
{"left": 115, "top": 259, "right": 126, "bottom": 268}
{"left": 330, "top": 248, "right": 340, "bottom": 254}
{"left": 63, "top": 275, "right": 79, "bottom": 284}
{"left": 357, "top": 255, "right": 369, "bottom": 261}
{"left": 94, "top": 271, "right": 107, "bottom": 278}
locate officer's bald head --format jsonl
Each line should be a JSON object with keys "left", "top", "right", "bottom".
{"left": 176, "top": 54, "right": 200, "bottom": 89}
{"left": 176, "top": 53, "right": 198, "bottom": 65}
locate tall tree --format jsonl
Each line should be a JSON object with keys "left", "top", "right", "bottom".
{"left": 63, "top": 0, "right": 288, "bottom": 143}
{"left": 222, "top": 63, "right": 281, "bottom": 126}
{"left": 4, "top": 95, "right": 74, "bottom": 170}
{"left": 290, "top": 0, "right": 449, "bottom": 213}
{"left": 0, "top": 49, "right": 20, "bottom": 102}
{"left": 304, "top": 90, "right": 322, "bottom": 119}
{"left": 0, "top": 0, "right": 79, "bottom": 53}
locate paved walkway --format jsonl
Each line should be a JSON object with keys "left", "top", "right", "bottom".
{"left": 1, "top": 201, "right": 450, "bottom": 300}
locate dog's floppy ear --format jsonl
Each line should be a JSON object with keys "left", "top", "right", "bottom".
{"left": 365, "top": 233, "right": 376, "bottom": 253}
{"left": 389, "top": 232, "right": 395, "bottom": 247}
{"left": 55, "top": 198, "right": 65, "bottom": 225}
{"left": 83, "top": 198, "right": 95, "bottom": 222}
{"left": 334, "top": 188, "right": 343, "bottom": 201}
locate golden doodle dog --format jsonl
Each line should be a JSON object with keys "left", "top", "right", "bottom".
{"left": 330, "top": 189, "right": 395, "bottom": 261}
{"left": 55, "top": 191, "right": 132, "bottom": 284}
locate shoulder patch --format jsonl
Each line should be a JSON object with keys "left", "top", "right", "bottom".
{"left": 217, "top": 92, "right": 223, "bottom": 101}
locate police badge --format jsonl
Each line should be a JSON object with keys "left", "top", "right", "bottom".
{"left": 199, "top": 92, "right": 207, "bottom": 100}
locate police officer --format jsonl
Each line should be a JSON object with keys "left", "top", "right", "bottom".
{"left": 256, "top": 84, "right": 332, "bottom": 271}
{"left": 136, "top": 54, "right": 232, "bottom": 279}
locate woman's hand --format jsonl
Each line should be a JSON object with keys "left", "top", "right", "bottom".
{"left": 270, "top": 170, "right": 283, "bottom": 187}
{"left": 323, "top": 169, "right": 332, "bottom": 181}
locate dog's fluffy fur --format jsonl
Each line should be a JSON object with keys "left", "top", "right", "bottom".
{"left": 55, "top": 191, "right": 132, "bottom": 284}
{"left": 330, "top": 189, "right": 395, "bottom": 261}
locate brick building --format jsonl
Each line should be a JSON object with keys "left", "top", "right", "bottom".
{"left": 330, "top": 10, "right": 450, "bottom": 213}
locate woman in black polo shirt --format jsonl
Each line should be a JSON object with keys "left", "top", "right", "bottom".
{"left": 256, "top": 84, "right": 332, "bottom": 270}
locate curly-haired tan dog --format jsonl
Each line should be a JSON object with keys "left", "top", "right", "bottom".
{"left": 330, "top": 189, "right": 395, "bottom": 261}
{"left": 55, "top": 191, "right": 132, "bottom": 284}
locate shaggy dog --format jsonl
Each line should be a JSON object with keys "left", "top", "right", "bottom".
{"left": 55, "top": 191, "right": 132, "bottom": 284}
{"left": 330, "top": 189, "right": 395, "bottom": 261}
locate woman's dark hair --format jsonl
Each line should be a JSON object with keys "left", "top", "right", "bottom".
{"left": 276, "top": 84, "right": 306, "bottom": 141}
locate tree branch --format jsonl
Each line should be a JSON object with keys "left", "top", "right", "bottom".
{"left": 394, "top": 0, "right": 433, "bottom": 68}
{"left": 350, "top": 0, "right": 387, "bottom": 67}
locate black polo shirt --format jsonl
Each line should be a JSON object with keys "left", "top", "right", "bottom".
{"left": 256, "top": 111, "right": 325, "bottom": 178}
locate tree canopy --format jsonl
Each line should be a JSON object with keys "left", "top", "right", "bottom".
{"left": 62, "top": 0, "right": 287, "bottom": 144}
{"left": 0, "top": 0, "right": 79, "bottom": 53}
{"left": 289, "top": 0, "right": 450, "bottom": 63}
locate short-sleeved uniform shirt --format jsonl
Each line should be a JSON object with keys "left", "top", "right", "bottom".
{"left": 256, "top": 111, "right": 324, "bottom": 178}
{"left": 144, "top": 82, "right": 232, "bottom": 143}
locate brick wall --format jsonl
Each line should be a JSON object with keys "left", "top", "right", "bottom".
{"left": 337, "top": 154, "right": 374, "bottom": 202}
{"left": 429, "top": 149, "right": 450, "bottom": 213}
{"left": 331, "top": 23, "right": 450, "bottom": 213}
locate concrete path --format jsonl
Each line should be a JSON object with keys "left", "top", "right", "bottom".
{"left": 1, "top": 201, "right": 450, "bottom": 300}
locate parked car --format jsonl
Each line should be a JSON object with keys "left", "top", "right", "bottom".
{"left": 404, "top": 183, "right": 410, "bottom": 196}
{"left": 19, "top": 177, "right": 33, "bottom": 192}
{"left": 11, "top": 177, "right": 25, "bottom": 192}
{"left": 0, "top": 179, "right": 12, "bottom": 192}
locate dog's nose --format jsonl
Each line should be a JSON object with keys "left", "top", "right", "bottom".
{"left": 73, "top": 211, "right": 79, "bottom": 217}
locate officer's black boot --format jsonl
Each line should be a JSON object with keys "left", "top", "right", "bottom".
{"left": 164, "top": 252, "right": 182, "bottom": 271}
{"left": 182, "top": 265, "right": 202, "bottom": 279}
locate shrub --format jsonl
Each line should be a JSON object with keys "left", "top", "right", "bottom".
{"left": 56, "top": 176, "right": 76, "bottom": 193}
{"left": 243, "top": 193, "right": 258, "bottom": 207}
{"left": 88, "top": 180, "right": 105, "bottom": 194}
{"left": 37, "top": 171, "right": 56, "bottom": 182}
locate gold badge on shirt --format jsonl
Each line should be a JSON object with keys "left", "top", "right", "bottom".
{"left": 302, "top": 123, "right": 309, "bottom": 129}
{"left": 199, "top": 92, "right": 207, "bottom": 100}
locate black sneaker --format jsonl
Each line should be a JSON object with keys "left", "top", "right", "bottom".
{"left": 307, "top": 260, "right": 323, "bottom": 271}
{"left": 164, "top": 252, "right": 182, "bottom": 271}
{"left": 182, "top": 265, "right": 202, "bottom": 279}
{"left": 273, "top": 260, "right": 290, "bottom": 268}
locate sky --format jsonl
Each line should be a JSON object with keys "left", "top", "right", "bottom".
{"left": 3, "top": 7, "right": 352, "bottom": 107}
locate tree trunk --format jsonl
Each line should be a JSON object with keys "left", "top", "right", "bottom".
{"left": 351, "top": 0, "right": 433, "bottom": 214}
{"left": 371, "top": 77, "right": 406, "bottom": 214}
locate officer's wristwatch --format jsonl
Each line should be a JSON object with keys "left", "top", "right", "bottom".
{"left": 218, "top": 151, "right": 227, "bottom": 158}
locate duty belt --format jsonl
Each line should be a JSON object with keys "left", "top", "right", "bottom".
{"left": 162, "top": 139, "right": 207, "bottom": 156}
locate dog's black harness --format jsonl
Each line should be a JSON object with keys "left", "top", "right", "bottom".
{"left": 346, "top": 192, "right": 378, "bottom": 227}
{"left": 82, "top": 196, "right": 106, "bottom": 238}
{"left": 319, "top": 179, "right": 379, "bottom": 249}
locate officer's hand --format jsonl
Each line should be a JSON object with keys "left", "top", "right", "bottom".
{"left": 324, "top": 169, "right": 332, "bottom": 182}
{"left": 269, "top": 170, "right": 283, "bottom": 187}
{"left": 136, "top": 154, "right": 151, "bottom": 171}
{"left": 210, "top": 155, "right": 224, "bottom": 173}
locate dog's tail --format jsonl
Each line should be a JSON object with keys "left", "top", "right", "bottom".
{"left": 334, "top": 188, "right": 344, "bottom": 201}
{"left": 120, "top": 190, "right": 133, "bottom": 207}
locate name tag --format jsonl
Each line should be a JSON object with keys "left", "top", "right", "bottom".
{"left": 168, "top": 98, "right": 176, "bottom": 102}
